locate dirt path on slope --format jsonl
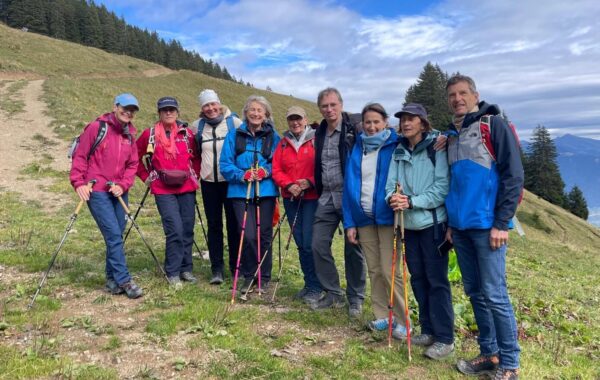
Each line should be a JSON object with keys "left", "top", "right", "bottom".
{"left": 0, "top": 79, "right": 70, "bottom": 211}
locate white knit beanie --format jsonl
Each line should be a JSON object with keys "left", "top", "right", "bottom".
{"left": 198, "top": 89, "right": 221, "bottom": 107}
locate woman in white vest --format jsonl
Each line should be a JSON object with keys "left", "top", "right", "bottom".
{"left": 192, "top": 90, "right": 242, "bottom": 285}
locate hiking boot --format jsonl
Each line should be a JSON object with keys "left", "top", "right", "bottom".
{"left": 303, "top": 289, "right": 323, "bottom": 305}
{"left": 180, "top": 272, "right": 197, "bottom": 284}
{"left": 368, "top": 317, "right": 396, "bottom": 332}
{"left": 392, "top": 323, "right": 412, "bottom": 340}
{"left": 493, "top": 368, "right": 519, "bottom": 380}
{"left": 348, "top": 302, "right": 363, "bottom": 319}
{"left": 411, "top": 334, "right": 434, "bottom": 346}
{"left": 294, "top": 288, "right": 309, "bottom": 300}
{"left": 119, "top": 281, "right": 143, "bottom": 299}
{"left": 310, "top": 293, "right": 345, "bottom": 310}
{"left": 209, "top": 272, "right": 224, "bottom": 285}
{"left": 456, "top": 354, "right": 499, "bottom": 376}
{"left": 256, "top": 281, "right": 270, "bottom": 293}
{"left": 105, "top": 279, "right": 124, "bottom": 295}
{"left": 240, "top": 277, "right": 254, "bottom": 294}
{"left": 424, "top": 342, "right": 454, "bottom": 360}
{"left": 167, "top": 276, "right": 183, "bottom": 290}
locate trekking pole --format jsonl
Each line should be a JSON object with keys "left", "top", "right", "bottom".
{"left": 107, "top": 182, "right": 169, "bottom": 283}
{"left": 239, "top": 206, "right": 288, "bottom": 301}
{"left": 255, "top": 171, "right": 263, "bottom": 295}
{"left": 399, "top": 194, "right": 412, "bottom": 361}
{"left": 271, "top": 193, "right": 304, "bottom": 303}
{"left": 123, "top": 185, "right": 150, "bottom": 244}
{"left": 28, "top": 180, "right": 96, "bottom": 309}
{"left": 231, "top": 180, "right": 253, "bottom": 304}
{"left": 388, "top": 183, "right": 401, "bottom": 347}
{"left": 195, "top": 198, "right": 209, "bottom": 248}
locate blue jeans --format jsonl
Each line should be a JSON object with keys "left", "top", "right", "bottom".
{"left": 453, "top": 228, "right": 520, "bottom": 369}
{"left": 88, "top": 192, "right": 131, "bottom": 285}
{"left": 155, "top": 192, "right": 196, "bottom": 277}
{"left": 283, "top": 198, "right": 321, "bottom": 292}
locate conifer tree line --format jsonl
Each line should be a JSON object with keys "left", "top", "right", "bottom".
{"left": 404, "top": 63, "right": 589, "bottom": 221}
{"left": 0, "top": 0, "right": 240, "bottom": 83}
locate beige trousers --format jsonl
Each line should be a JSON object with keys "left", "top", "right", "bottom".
{"left": 358, "top": 225, "right": 407, "bottom": 323}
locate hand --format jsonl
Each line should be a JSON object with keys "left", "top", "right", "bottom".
{"left": 346, "top": 227, "right": 359, "bottom": 245}
{"left": 445, "top": 226, "right": 453, "bottom": 244}
{"left": 243, "top": 169, "right": 255, "bottom": 182}
{"left": 255, "top": 167, "right": 268, "bottom": 181}
{"left": 109, "top": 184, "right": 124, "bottom": 198}
{"left": 75, "top": 185, "right": 92, "bottom": 201}
{"left": 288, "top": 184, "right": 302, "bottom": 198}
{"left": 144, "top": 177, "right": 152, "bottom": 186}
{"left": 296, "top": 179, "right": 311, "bottom": 190}
{"left": 490, "top": 227, "right": 508, "bottom": 250}
{"left": 389, "top": 193, "right": 410, "bottom": 211}
{"left": 433, "top": 134, "right": 448, "bottom": 151}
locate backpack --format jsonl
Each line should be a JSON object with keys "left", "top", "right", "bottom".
{"left": 234, "top": 127, "right": 274, "bottom": 161}
{"left": 195, "top": 113, "right": 238, "bottom": 154}
{"left": 68, "top": 121, "right": 108, "bottom": 161}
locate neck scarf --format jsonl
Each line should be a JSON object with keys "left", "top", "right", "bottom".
{"left": 362, "top": 128, "right": 391, "bottom": 154}
{"left": 205, "top": 114, "right": 224, "bottom": 126}
{"left": 154, "top": 121, "right": 178, "bottom": 160}
{"left": 453, "top": 104, "right": 480, "bottom": 130}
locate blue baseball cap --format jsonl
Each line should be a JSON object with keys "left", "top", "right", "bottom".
{"left": 114, "top": 93, "right": 139, "bottom": 110}
{"left": 157, "top": 96, "right": 179, "bottom": 111}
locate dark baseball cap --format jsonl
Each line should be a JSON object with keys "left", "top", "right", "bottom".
{"left": 394, "top": 103, "right": 430, "bottom": 127}
{"left": 157, "top": 96, "right": 179, "bottom": 111}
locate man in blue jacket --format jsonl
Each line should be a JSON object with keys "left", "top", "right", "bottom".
{"left": 444, "top": 75, "right": 523, "bottom": 380}
{"left": 310, "top": 87, "right": 366, "bottom": 318}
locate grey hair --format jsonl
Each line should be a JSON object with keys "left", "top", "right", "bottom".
{"left": 317, "top": 87, "right": 343, "bottom": 106}
{"left": 446, "top": 74, "right": 477, "bottom": 93}
{"left": 243, "top": 95, "right": 273, "bottom": 121}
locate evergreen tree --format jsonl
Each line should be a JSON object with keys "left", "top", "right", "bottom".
{"left": 524, "top": 125, "right": 567, "bottom": 206}
{"left": 1, "top": 0, "right": 14, "bottom": 23}
{"left": 47, "top": 0, "right": 66, "bottom": 39}
{"left": 63, "top": 0, "right": 81, "bottom": 42}
{"left": 7, "top": 0, "right": 48, "bottom": 33}
{"left": 566, "top": 186, "right": 589, "bottom": 220}
{"left": 97, "top": 4, "right": 117, "bottom": 52}
{"left": 81, "top": 2, "right": 102, "bottom": 48}
{"left": 404, "top": 62, "right": 452, "bottom": 131}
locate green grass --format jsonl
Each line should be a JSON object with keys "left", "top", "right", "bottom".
{"left": 0, "top": 79, "right": 26, "bottom": 115}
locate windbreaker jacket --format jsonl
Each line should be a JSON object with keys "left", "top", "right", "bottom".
{"left": 445, "top": 101, "right": 524, "bottom": 231}
{"left": 385, "top": 132, "right": 449, "bottom": 231}
{"left": 219, "top": 121, "right": 281, "bottom": 198}
{"left": 272, "top": 128, "right": 318, "bottom": 200}
{"left": 314, "top": 112, "right": 360, "bottom": 196}
{"left": 70, "top": 112, "right": 138, "bottom": 193}
{"left": 136, "top": 121, "right": 200, "bottom": 195}
{"left": 342, "top": 128, "right": 399, "bottom": 229}
{"left": 191, "top": 106, "right": 242, "bottom": 182}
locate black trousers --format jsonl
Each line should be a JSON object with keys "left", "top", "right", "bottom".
{"left": 201, "top": 180, "right": 239, "bottom": 276}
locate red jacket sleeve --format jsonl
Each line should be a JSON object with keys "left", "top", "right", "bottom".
{"left": 189, "top": 130, "right": 201, "bottom": 177}
{"left": 136, "top": 129, "right": 151, "bottom": 183}
{"left": 271, "top": 141, "right": 294, "bottom": 189}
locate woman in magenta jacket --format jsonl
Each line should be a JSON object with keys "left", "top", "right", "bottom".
{"left": 136, "top": 97, "right": 201, "bottom": 288}
{"left": 272, "top": 106, "right": 322, "bottom": 303}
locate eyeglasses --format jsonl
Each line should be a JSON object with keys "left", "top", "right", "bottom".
{"left": 160, "top": 107, "right": 178, "bottom": 113}
{"left": 120, "top": 106, "right": 138, "bottom": 115}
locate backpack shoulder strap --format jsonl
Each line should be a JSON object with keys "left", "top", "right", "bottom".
{"left": 234, "top": 129, "right": 246, "bottom": 157}
{"left": 147, "top": 127, "right": 156, "bottom": 154}
{"left": 87, "top": 121, "right": 108, "bottom": 160}
{"left": 225, "top": 115, "right": 236, "bottom": 132}
{"left": 426, "top": 139, "right": 436, "bottom": 167}
{"left": 261, "top": 130, "right": 274, "bottom": 161}
{"left": 479, "top": 115, "right": 495, "bottom": 160}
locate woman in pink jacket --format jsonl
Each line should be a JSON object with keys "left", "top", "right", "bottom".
{"left": 70, "top": 93, "right": 142, "bottom": 299}
{"left": 136, "top": 97, "right": 201, "bottom": 288}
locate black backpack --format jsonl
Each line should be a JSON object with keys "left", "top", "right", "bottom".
{"left": 68, "top": 121, "right": 108, "bottom": 161}
{"left": 233, "top": 126, "right": 274, "bottom": 161}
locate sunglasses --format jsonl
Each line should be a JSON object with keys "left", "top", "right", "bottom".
{"left": 160, "top": 107, "right": 178, "bottom": 113}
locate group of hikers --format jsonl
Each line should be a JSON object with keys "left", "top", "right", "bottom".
{"left": 68, "top": 74, "right": 523, "bottom": 379}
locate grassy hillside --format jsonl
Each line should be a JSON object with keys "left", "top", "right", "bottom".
{"left": 0, "top": 22, "right": 599, "bottom": 379}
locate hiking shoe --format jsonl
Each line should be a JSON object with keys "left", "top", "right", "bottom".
{"left": 294, "top": 288, "right": 309, "bottom": 300}
{"left": 493, "top": 368, "right": 519, "bottom": 380}
{"left": 105, "top": 279, "right": 124, "bottom": 295}
{"left": 240, "top": 277, "right": 254, "bottom": 294}
{"left": 348, "top": 302, "right": 363, "bottom": 319}
{"left": 392, "top": 323, "right": 412, "bottom": 340}
{"left": 456, "top": 354, "right": 499, "bottom": 376}
{"left": 368, "top": 317, "right": 396, "bottom": 332}
{"left": 167, "top": 276, "right": 183, "bottom": 290}
{"left": 209, "top": 272, "right": 224, "bottom": 285}
{"left": 303, "top": 289, "right": 323, "bottom": 305}
{"left": 310, "top": 293, "right": 345, "bottom": 310}
{"left": 119, "top": 281, "right": 143, "bottom": 299}
{"left": 256, "top": 281, "right": 270, "bottom": 293}
{"left": 411, "top": 334, "right": 434, "bottom": 346}
{"left": 424, "top": 342, "right": 454, "bottom": 360}
{"left": 180, "top": 272, "right": 197, "bottom": 283}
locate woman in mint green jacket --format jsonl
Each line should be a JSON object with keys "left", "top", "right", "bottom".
{"left": 385, "top": 103, "right": 454, "bottom": 360}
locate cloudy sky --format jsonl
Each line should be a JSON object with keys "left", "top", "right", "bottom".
{"left": 98, "top": 0, "right": 600, "bottom": 140}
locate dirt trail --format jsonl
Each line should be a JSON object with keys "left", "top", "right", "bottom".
{"left": 0, "top": 79, "right": 70, "bottom": 211}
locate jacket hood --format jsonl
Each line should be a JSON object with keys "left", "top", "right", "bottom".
{"left": 283, "top": 126, "right": 316, "bottom": 143}
{"left": 447, "top": 101, "right": 501, "bottom": 133}
{"left": 398, "top": 131, "right": 434, "bottom": 153}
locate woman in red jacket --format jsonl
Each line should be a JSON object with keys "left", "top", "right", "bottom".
{"left": 272, "top": 106, "right": 322, "bottom": 303}
{"left": 136, "top": 97, "right": 201, "bottom": 288}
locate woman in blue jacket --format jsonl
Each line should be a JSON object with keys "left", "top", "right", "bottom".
{"left": 342, "top": 103, "right": 409, "bottom": 339}
{"left": 385, "top": 103, "right": 454, "bottom": 360}
{"left": 220, "top": 95, "right": 280, "bottom": 294}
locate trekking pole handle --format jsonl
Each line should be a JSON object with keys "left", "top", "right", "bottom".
{"left": 106, "top": 181, "right": 131, "bottom": 214}
{"left": 74, "top": 180, "right": 97, "bottom": 214}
